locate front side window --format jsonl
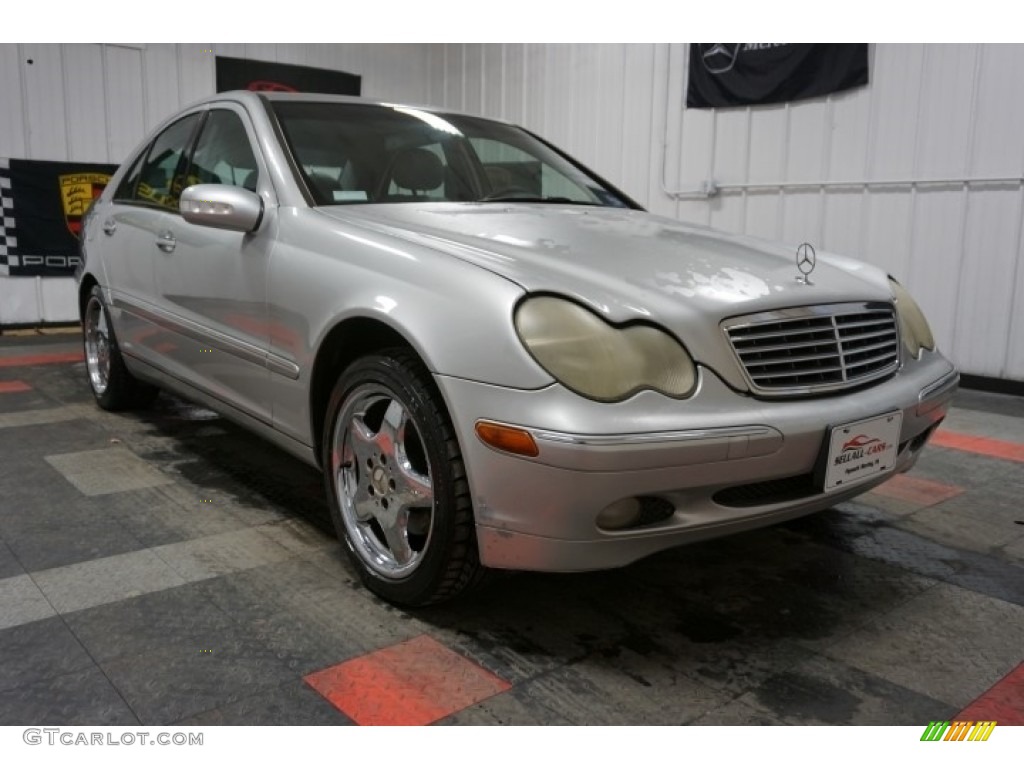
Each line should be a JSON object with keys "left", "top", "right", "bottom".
{"left": 187, "top": 110, "right": 259, "bottom": 192}
{"left": 271, "top": 101, "right": 634, "bottom": 208}
{"left": 135, "top": 114, "right": 201, "bottom": 210}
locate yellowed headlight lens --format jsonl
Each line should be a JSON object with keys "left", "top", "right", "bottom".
{"left": 889, "top": 278, "right": 936, "bottom": 357}
{"left": 515, "top": 296, "right": 697, "bottom": 401}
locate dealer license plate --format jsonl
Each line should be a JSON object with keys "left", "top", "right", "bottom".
{"left": 823, "top": 411, "right": 903, "bottom": 491}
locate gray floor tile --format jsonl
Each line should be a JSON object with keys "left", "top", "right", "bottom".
{"left": 951, "top": 389, "right": 1024, "bottom": 419}
{"left": 0, "top": 387, "right": 54, "bottom": 413}
{"left": 3, "top": 513, "right": 146, "bottom": 573}
{"left": 942, "top": 406, "right": 1024, "bottom": 443}
{"left": 1004, "top": 535, "right": 1024, "bottom": 564}
{"left": 0, "top": 539, "right": 23, "bottom": 580}
{"left": 690, "top": 697, "right": 788, "bottom": 725}
{"left": 33, "top": 549, "right": 186, "bottom": 614}
{"left": 0, "top": 666, "right": 139, "bottom": 726}
{"left": 0, "top": 616, "right": 95, "bottom": 692}
{"left": 634, "top": 530, "right": 939, "bottom": 654}
{"left": 913, "top": 446, "right": 1024, "bottom": 489}
{"left": 255, "top": 518, "right": 335, "bottom": 557}
{"left": 45, "top": 446, "right": 174, "bottom": 496}
{"left": 793, "top": 502, "right": 1024, "bottom": 608}
{"left": 0, "top": 452, "right": 99, "bottom": 523}
{"left": 518, "top": 651, "right": 734, "bottom": 725}
{"left": 110, "top": 485, "right": 250, "bottom": 548}
{"left": 0, "top": 574, "right": 56, "bottom": 630}
{"left": 421, "top": 572, "right": 640, "bottom": 685}
{"left": 152, "top": 527, "right": 297, "bottom": 582}
{"left": 99, "top": 640, "right": 297, "bottom": 725}
{"left": 437, "top": 688, "right": 570, "bottom": 726}
{"left": 899, "top": 488, "right": 1024, "bottom": 554}
{"left": 174, "top": 680, "right": 353, "bottom": 726}
{"left": 16, "top": 359, "right": 93, "bottom": 406}
{"left": 0, "top": 405, "right": 93, "bottom": 430}
{"left": 64, "top": 583, "right": 237, "bottom": 663}
{"left": 739, "top": 653, "right": 958, "bottom": 725}
{"left": 858, "top": 490, "right": 924, "bottom": 519}
{"left": 196, "top": 561, "right": 426, "bottom": 669}
{"left": 824, "top": 582, "right": 1024, "bottom": 707}
{"left": 195, "top": 556, "right": 357, "bottom": 618}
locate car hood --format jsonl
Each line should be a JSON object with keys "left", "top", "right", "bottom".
{"left": 318, "top": 203, "right": 893, "bottom": 325}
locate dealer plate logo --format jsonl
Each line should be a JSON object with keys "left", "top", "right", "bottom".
{"left": 824, "top": 411, "right": 902, "bottom": 491}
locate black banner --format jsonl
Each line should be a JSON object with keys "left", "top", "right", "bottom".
{"left": 687, "top": 44, "right": 868, "bottom": 109}
{"left": 216, "top": 56, "right": 361, "bottom": 96}
{"left": 0, "top": 158, "right": 118, "bottom": 278}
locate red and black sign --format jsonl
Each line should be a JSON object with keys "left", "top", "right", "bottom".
{"left": 0, "top": 158, "right": 118, "bottom": 277}
{"left": 215, "top": 56, "right": 361, "bottom": 96}
{"left": 687, "top": 44, "right": 868, "bottom": 109}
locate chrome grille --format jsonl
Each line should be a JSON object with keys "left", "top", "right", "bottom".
{"left": 724, "top": 303, "right": 900, "bottom": 396}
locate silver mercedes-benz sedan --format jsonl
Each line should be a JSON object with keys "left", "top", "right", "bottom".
{"left": 77, "top": 91, "right": 958, "bottom": 606}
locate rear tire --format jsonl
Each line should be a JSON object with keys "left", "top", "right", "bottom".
{"left": 322, "top": 348, "right": 487, "bottom": 606}
{"left": 82, "top": 285, "right": 158, "bottom": 411}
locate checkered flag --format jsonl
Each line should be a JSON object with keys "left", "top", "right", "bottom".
{"left": 0, "top": 158, "right": 14, "bottom": 277}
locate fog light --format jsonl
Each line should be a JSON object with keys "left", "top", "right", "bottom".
{"left": 475, "top": 420, "right": 539, "bottom": 457}
{"left": 596, "top": 498, "right": 642, "bottom": 530}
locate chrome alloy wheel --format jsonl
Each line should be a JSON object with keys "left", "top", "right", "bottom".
{"left": 331, "top": 386, "right": 435, "bottom": 580}
{"left": 84, "top": 296, "right": 111, "bottom": 395}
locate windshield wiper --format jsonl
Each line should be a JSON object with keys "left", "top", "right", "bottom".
{"left": 477, "top": 194, "right": 602, "bottom": 206}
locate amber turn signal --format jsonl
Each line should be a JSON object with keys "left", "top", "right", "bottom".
{"left": 474, "top": 421, "right": 539, "bottom": 457}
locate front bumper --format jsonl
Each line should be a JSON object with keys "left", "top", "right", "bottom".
{"left": 438, "top": 352, "right": 958, "bottom": 572}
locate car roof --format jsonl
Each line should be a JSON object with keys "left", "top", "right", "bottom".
{"left": 202, "top": 90, "right": 511, "bottom": 125}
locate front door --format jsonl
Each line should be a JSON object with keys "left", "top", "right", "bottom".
{"left": 150, "top": 104, "right": 276, "bottom": 424}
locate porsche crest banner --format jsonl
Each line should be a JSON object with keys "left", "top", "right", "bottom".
{"left": 0, "top": 158, "right": 117, "bottom": 277}
{"left": 687, "top": 44, "right": 869, "bottom": 109}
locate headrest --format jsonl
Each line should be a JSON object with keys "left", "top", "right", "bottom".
{"left": 392, "top": 148, "right": 444, "bottom": 191}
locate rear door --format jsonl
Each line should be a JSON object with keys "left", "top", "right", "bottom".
{"left": 99, "top": 112, "right": 202, "bottom": 364}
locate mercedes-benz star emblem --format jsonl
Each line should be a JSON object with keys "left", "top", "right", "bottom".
{"left": 701, "top": 44, "right": 741, "bottom": 74}
{"left": 796, "top": 242, "right": 816, "bottom": 284}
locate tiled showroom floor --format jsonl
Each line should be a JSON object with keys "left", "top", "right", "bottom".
{"left": 0, "top": 330, "right": 1022, "bottom": 726}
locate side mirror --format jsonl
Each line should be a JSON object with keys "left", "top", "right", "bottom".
{"left": 180, "top": 184, "right": 263, "bottom": 233}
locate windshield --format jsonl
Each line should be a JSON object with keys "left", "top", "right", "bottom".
{"left": 270, "top": 101, "right": 634, "bottom": 208}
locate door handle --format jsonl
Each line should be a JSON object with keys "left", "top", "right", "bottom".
{"left": 102, "top": 220, "right": 117, "bottom": 236}
{"left": 156, "top": 231, "right": 176, "bottom": 253}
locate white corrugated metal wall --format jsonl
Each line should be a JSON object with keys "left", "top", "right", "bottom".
{"left": 428, "top": 43, "right": 1024, "bottom": 382}
{"left": 0, "top": 42, "right": 437, "bottom": 325}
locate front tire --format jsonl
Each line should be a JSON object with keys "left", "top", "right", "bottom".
{"left": 322, "top": 348, "right": 486, "bottom": 606}
{"left": 82, "top": 285, "right": 158, "bottom": 411}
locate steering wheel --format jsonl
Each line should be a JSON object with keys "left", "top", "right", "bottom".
{"left": 479, "top": 186, "right": 539, "bottom": 202}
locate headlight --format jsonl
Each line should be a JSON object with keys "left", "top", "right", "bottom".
{"left": 889, "top": 278, "right": 935, "bottom": 357}
{"left": 514, "top": 295, "right": 697, "bottom": 401}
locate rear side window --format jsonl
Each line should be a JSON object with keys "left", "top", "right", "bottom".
{"left": 187, "top": 110, "right": 259, "bottom": 192}
{"left": 135, "top": 114, "right": 201, "bottom": 210}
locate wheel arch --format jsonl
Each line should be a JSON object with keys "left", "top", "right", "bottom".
{"left": 309, "top": 315, "right": 439, "bottom": 467}
{"left": 78, "top": 273, "right": 100, "bottom": 322}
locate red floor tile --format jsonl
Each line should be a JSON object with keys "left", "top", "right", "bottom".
{"left": 0, "top": 351, "right": 83, "bottom": 368}
{"left": 957, "top": 662, "right": 1024, "bottom": 726}
{"left": 932, "top": 429, "right": 1024, "bottom": 464}
{"left": 304, "top": 634, "right": 511, "bottom": 725}
{"left": 0, "top": 380, "right": 31, "bottom": 393}
{"left": 872, "top": 474, "right": 964, "bottom": 506}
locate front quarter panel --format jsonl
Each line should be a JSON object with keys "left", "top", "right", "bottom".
{"left": 266, "top": 208, "right": 551, "bottom": 445}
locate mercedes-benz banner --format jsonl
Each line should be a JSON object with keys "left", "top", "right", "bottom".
{"left": 687, "top": 44, "right": 869, "bottom": 109}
